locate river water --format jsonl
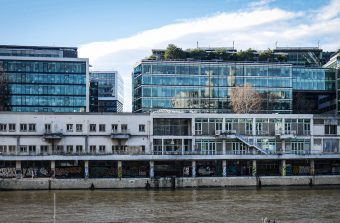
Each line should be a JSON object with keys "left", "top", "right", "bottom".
{"left": 0, "top": 187, "right": 339, "bottom": 223}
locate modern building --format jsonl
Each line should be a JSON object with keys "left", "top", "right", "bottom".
{"left": 89, "top": 71, "right": 124, "bottom": 112}
{"left": 0, "top": 112, "right": 339, "bottom": 179}
{"left": 0, "top": 45, "right": 89, "bottom": 112}
{"left": 323, "top": 52, "right": 340, "bottom": 114}
{"left": 132, "top": 59, "right": 336, "bottom": 114}
{"left": 273, "top": 47, "right": 323, "bottom": 67}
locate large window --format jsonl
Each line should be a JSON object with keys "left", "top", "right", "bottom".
{"left": 325, "top": 125, "right": 337, "bottom": 135}
{"left": 153, "top": 118, "right": 191, "bottom": 136}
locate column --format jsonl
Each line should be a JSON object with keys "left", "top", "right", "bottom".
{"left": 149, "top": 161, "right": 154, "bottom": 178}
{"left": 117, "top": 161, "right": 123, "bottom": 178}
{"left": 15, "top": 160, "right": 22, "bottom": 179}
{"left": 84, "top": 160, "right": 89, "bottom": 179}
{"left": 192, "top": 160, "right": 196, "bottom": 177}
{"left": 222, "top": 160, "right": 227, "bottom": 177}
{"left": 51, "top": 160, "right": 55, "bottom": 178}
{"left": 222, "top": 140, "right": 226, "bottom": 155}
{"left": 252, "top": 160, "right": 257, "bottom": 177}
{"left": 281, "top": 160, "right": 286, "bottom": 176}
{"left": 181, "top": 139, "right": 185, "bottom": 155}
{"left": 310, "top": 160, "right": 315, "bottom": 176}
{"left": 161, "top": 139, "right": 164, "bottom": 155}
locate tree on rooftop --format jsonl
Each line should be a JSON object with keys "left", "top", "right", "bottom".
{"left": 230, "top": 83, "right": 262, "bottom": 113}
{"left": 259, "top": 49, "right": 273, "bottom": 62}
{"left": 235, "top": 48, "right": 255, "bottom": 61}
{"left": 164, "top": 44, "right": 186, "bottom": 60}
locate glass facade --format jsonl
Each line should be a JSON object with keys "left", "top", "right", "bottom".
{"left": 0, "top": 45, "right": 77, "bottom": 58}
{"left": 133, "top": 61, "right": 293, "bottom": 113}
{"left": 0, "top": 59, "right": 87, "bottom": 112}
{"left": 89, "top": 71, "right": 124, "bottom": 112}
{"left": 292, "top": 67, "right": 335, "bottom": 91}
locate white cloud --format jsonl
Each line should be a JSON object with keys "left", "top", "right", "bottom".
{"left": 249, "top": 0, "right": 276, "bottom": 8}
{"left": 79, "top": 1, "right": 340, "bottom": 112}
{"left": 316, "top": 0, "right": 340, "bottom": 21}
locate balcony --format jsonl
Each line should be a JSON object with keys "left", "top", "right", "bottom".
{"left": 218, "top": 130, "right": 237, "bottom": 138}
{"left": 44, "top": 131, "right": 63, "bottom": 140}
{"left": 275, "top": 130, "right": 296, "bottom": 139}
{"left": 110, "top": 129, "right": 130, "bottom": 139}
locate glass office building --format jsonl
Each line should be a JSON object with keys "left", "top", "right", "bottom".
{"left": 133, "top": 60, "right": 337, "bottom": 114}
{"left": 0, "top": 45, "right": 89, "bottom": 112}
{"left": 89, "top": 71, "right": 124, "bottom": 112}
{"left": 323, "top": 52, "right": 340, "bottom": 114}
{"left": 133, "top": 61, "right": 293, "bottom": 113}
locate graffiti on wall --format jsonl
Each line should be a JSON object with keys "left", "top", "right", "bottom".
{"left": 90, "top": 167, "right": 117, "bottom": 178}
{"left": 22, "top": 168, "right": 50, "bottom": 178}
{"left": 55, "top": 167, "right": 83, "bottom": 178}
{"left": 0, "top": 168, "right": 16, "bottom": 178}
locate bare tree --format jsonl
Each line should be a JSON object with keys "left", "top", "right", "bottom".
{"left": 230, "top": 83, "right": 262, "bottom": 113}
{"left": 0, "top": 65, "right": 11, "bottom": 111}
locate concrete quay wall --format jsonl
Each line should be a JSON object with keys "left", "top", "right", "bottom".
{"left": 1, "top": 176, "right": 340, "bottom": 190}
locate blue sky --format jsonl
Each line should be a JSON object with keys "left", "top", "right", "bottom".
{"left": 0, "top": 0, "right": 332, "bottom": 46}
{"left": 1, "top": 0, "right": 339, "bottom": 111}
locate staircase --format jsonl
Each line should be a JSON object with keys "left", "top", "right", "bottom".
{"left": 235, "top": 134, "right": 268, "bottom": 155}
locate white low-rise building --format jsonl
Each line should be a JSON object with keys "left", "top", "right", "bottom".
{"left": 0, "top": 112, "right": 339, "bottom": 179}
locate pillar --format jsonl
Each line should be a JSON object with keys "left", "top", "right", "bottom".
{"left": 161, "top": 139, "right": 164, "bottom": 155}
{"left": 84, "top": 160, "right": 89, "bottom": 179}
{"left": 310, "top": 160, "right": 315, "bottom": 176}
{"left": 149, "top": 161, "right": 154, "bottom": 178}
{"left": 181, "top": 139, "right": 185, "bottom": 155}
{"left": 281, "top": 160, "right": 286, "bottom": 176}
{"left": 192, "top": 160, "right": 196, "bottom": 177}
{"left": 222, "top": 140, "right": 226, "bottom": 155}
{"left": 117, "top": 161, "right": 123, "bottom": 178}
{"left": 252, "top": 160, "right": 257, "bottom": 177}
{"left": 50, "top": 160, "right": 55, "bottom": 178}
{"left": 222, "top": 160, "right": 227, "bottom": 177}
{"left": 15, "top": 160, "right": 22, "bottom": 179}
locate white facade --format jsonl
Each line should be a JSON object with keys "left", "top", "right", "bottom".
{"left": 0, "top": 112, "right": 339, "bottom": 161}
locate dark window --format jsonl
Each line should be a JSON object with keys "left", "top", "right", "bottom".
{"left": 139, "top": 124, "right": 145, "bottom": 132}
{"left": 325, "top": 125, "right": 337, "bottom": 135}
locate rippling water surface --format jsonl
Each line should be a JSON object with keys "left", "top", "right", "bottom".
{"left": 0, "top": 187, "right": 339, "bottom": 223}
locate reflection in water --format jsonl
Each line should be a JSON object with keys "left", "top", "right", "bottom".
{"left": 0, "top": 187, "right": 340, "bottom": 223}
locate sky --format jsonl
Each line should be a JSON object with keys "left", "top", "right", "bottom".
{"left": 1, "top": 0, "right": 340, "bottom": 111}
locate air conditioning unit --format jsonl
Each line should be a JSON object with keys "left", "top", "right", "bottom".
{"left": 215, "top": 130, "right": 221, "bottom": 136}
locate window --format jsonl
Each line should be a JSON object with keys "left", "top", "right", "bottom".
{"left": 66, "top": 124, "right": 73, "bottom": 132}
{"left": 56, "top": 145, "right": 63, "bottom": 153}
{"left": 40, "top": 145, "right": 48, "bottom": 153}
{"left": 45, "top": 124, "right": 51, "bottom": 132}
{"left": 99, "top": 124, "right": 106, "bottom": 132}
{"left": 325, "top": 125, "right": 337, "bottom": 135}
{"left": 0, "top": 145, "right": 7, "bottom": 153}
{"left": 0, "top": 124, "right": 7, "bottom": 132}
{"left": 28, "top": 145, "right": 36, "bottom": 153}
{"left": 20, "top": 124, "right": 27, "bottom": 132}
{"left": 99, "top": 145, "right": 106, "bottom": 153}
{"left": 66, "top": 145, "right": 73, "bottom": 153}
{"left": 121, "top": 124, "right": 128, "bottom": 133}
{"left": 323, "top": 139, "right": 339, "bottom": 153}
{"left": 76, "top": 124, "right": 83, "bottom": 132}
{"left": 76, "top": 145, "right": 83, "bottom": 153}
{"left": 90, "top": 145, "right": 96, "bottom": 153}
{"left": 28, "top": 124, "right": 36, "bottom": 132}
{"left": 139, "top": 124, "right": 145, "bottom": 132}
{"left": 112, "top": 124, "right": 118, "bottom": 133}
{"left": 90, "top": 124, "right": 96, "bottom": 132}
{"left": 9, "top": 124, "right": 16, "bottom": 132}
{"left": 20, "top": 145, "right": 27, "bottom": 153}
{"left": 8, "top": 145, "right": 16, "bottom": 153}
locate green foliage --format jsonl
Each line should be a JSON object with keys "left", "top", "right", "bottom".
{"left": 164, "top": 44, "right": 186, "bottom": 60}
